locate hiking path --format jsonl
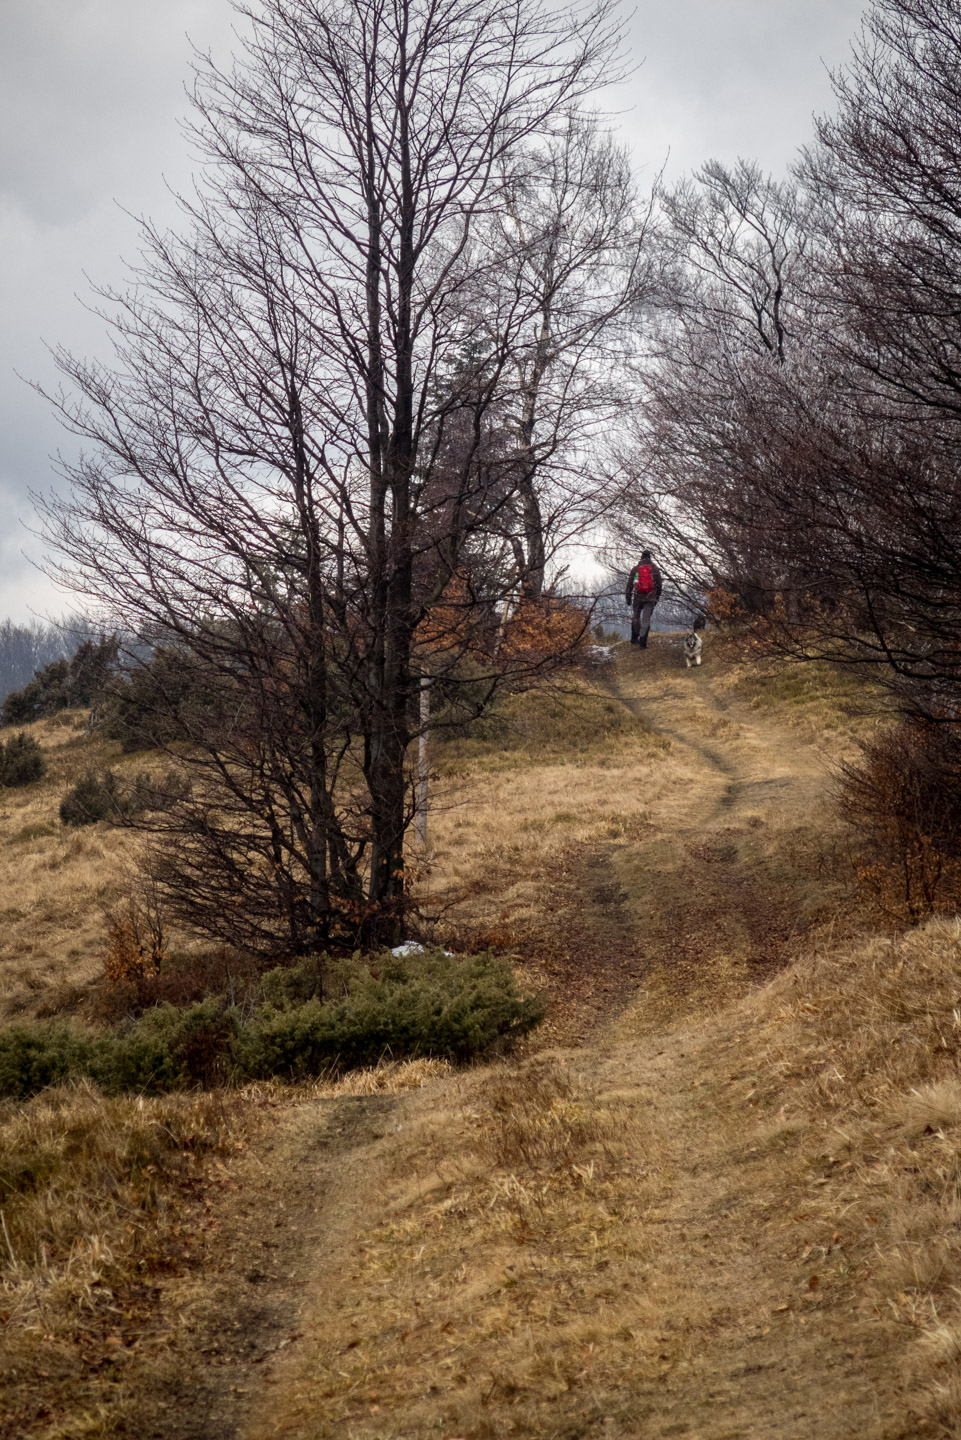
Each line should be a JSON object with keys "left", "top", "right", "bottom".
{"left": 117, "top": 642, "right": 910, "bottom": 1440}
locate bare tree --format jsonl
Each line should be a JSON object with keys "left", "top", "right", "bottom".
{"left": 661, "top": 159, "right": 811, "bottom": 365}
{"left": 481, "top": 118, "right": 654, "bottom": 600}
{"left": 614, "top": 0, "right": 961, "bottom": 723}
{"left": 39, "top": 0, "right": 623, "bottom": 949}
{"left": 737, "top": 0, "right": 961, "bottom": 707}
{"left": 609, "top": 161, "right": 816, "bottom": 609}
{"left": 0, "top": 621, "right": 69, "bottom": 706}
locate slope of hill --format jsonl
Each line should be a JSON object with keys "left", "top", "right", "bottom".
{"left": 2, "top": 637, "right": 958, "bottom": 1439}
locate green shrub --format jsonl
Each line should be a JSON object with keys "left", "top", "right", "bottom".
{"left": 91, "top": 1002, "right": 237, "bottom": 1092}
{"left": 60, "top": 769, "right": 127, "bottom": 825}
{"left": 259, "top": 953, "right": 326, "bottom": 1008}
{"left": 0, "top": 1026, "right": 94, "bottom": 1099}
{"left": 1, "top": 636, "right": 119, "bottom": 726}
{"left": 0, "top": 732, "right": 47, "bottom": 788}
{"left": 242, "top": 949, "right": 544, "bottom": 1079}
{"left": 60, "top": 768, "right": 187, "bottom": 826}
{"left": 0, "top": 951, "right": 543, "bottom": 1098}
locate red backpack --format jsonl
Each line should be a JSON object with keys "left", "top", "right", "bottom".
{"left": 634, "top": 563, "right": 655, "bottom": 596}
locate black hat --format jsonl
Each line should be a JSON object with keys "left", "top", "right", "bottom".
{"left": 640, "top": 549, "right": 652, "bottom": 561}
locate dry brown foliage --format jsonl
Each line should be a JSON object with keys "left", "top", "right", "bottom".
{"left": 838, "top": 719, "right": 961, "bottom": 923}
{"left": 102, "top": 896, "right": 168, "bottom": 998}
{"left": 499, "top": 595, "right": 589, "bottom": 668}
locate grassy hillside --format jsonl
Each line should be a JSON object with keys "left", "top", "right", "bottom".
{"left": 0, "top": 712, "right": 139, "bottom": 1023}
{"left": 2, "top": 637, "right": 958, "bottom": 1438}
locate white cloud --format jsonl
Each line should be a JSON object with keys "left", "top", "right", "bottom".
{"left": 0, "top": 0, "right": 233, "bottom": 223}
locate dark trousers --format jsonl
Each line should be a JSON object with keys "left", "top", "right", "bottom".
{"left": 631, "top": 596, "right": 656, "bottom": 643}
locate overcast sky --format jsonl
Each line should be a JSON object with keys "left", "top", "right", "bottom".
{"left": 0, "top": 0, "right": 866, "bottom": 623}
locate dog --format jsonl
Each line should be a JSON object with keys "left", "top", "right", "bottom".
{"left": 683, "top": 631, "right": 703, "bottom": 668}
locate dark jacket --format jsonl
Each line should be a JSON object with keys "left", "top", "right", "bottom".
{"left": 626, "top": 561, "right": 663, "bottom": 604}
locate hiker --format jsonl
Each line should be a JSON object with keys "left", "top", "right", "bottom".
{"left": 625, "top": 550, "right": 663, "bottom": 648}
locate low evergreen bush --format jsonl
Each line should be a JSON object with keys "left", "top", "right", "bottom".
{"left": 259, "top": 953, "right": 326, "bottom": 1008}
{"left": 0, "top": 732, "right": 47, "bottom": 788}
{"left": 91, "top": 1001, "right": 236, "bottom": 1091}
{"left": 60, "top": 768, "right": 188, "bottom": 826}
{"left": 0, "top": 1026, "right": 94, "bottom": 1099}
{"left": 0, "top": 950, "right": 543, "bottom": 1098}
{"left": 60, "top": 770, "right": 128, "bottom": 825}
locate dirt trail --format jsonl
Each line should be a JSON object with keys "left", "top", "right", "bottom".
{"left": 587, "top": 1033, "right": 905, "bottom": 1440}
{"left": 538, "top": 641, "right": 836, "bottom": 1039}
{"left": 118, "top": 1092, "right": 404, "bottom": 1440}
{"left": 126, "top": 643, "right": 910, "bottom": 1439}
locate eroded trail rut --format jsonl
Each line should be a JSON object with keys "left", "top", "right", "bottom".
{"left": 133, "top": 648, "right": 909, "bottom": 1440}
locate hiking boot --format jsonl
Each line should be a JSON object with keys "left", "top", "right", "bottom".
{"left": 638, "top": 634, "right": 648, "bottom": 649}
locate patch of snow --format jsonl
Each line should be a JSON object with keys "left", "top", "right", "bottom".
{"left": 390, "top": 941, "right": 454, "bottom": 957}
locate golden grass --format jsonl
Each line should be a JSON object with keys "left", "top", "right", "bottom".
{"left": 0, "top": 1080, "right": 246, "bottom": 1439}
{"left": 421, "top": 679, "right": 690, "bottom": 943}
{"left": 719, "top": 650, "right": 890, "bottom": 750}
{"left": 0, "top": 1058, "right": 451, "bottom": 1331}
{"left": 3, "top": 648, "right": 954, "bottom": 1436}
{"left": 720, "top": 917, "right": 961, "bottom": 1433}
{"left": 243, "top": 1058, "right": 661, "bottom": 1440}
{"left": 433, "top": 680, "right": 666, "bottom": 771}
{"left": 0, "top": 1084, "right": 242, "bottom": 1327}
{"left": 0, "top": 712, "right": 147, "bottom": 1022}
{"left": 0, "top": 1057, "right": 454, "bottom": 1439}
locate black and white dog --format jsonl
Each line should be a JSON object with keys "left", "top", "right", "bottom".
{"left": 683, "top": 631, "right": 703, "bottom": 668}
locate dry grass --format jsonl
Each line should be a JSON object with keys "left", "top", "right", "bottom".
{"left": 0, "top": 1056, "right": 455, "bottom": 1439}
{"left": 0, "top": 712, "right": 148, "bottom": 1023}
{"left": 732, "top": 918, "right": 961, "bottom": 1434}
{"left": 0, "top": 1081, "right": 246, "bottom": 1439}
{"left": 243, "top": 1057, "right": 661, "bottom": 1440}
{"left": 0, "top": 682, "right": 671, "bottom": 1023}
{"left": 718, "top": 649, "right": 890, "bottom": 750}
{"left": 0, "top": 1085, "right": 243, "bottom": 1327}
{"left": 5, "top": 648, "right": 956, "bottom": 1436}
{"left": 421, "top": 679, "right": 688, "bottom": 943}
{"left": 433, "top": 680, "right": 664, "bottom": 770}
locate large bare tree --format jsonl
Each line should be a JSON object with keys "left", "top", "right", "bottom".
{"left": 485, "top": 117, "right": 654, "bottom": 599}
{"left": 40, "top": 0, "right": 627, "bottom": 949}
{"left": 610, "top": 160, "right": 815, "bottom": 609}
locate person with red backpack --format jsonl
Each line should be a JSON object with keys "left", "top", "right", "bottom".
{"left": 625, "top": 550, "right": 663, "bottom": 648}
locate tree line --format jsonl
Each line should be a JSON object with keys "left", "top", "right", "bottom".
{"left": 0, "top": 620, "right": 81, "bottom": 707}
{"left": 618, "top": 0, "right": 961, "bottom": 725}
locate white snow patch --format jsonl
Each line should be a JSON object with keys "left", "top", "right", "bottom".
{"left": 390, "top": 941, "right": 454, "bottom": 957}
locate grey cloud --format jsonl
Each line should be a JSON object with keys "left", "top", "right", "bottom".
{"left": 0, "top": 0, "right": 234, "bottom": 225}
{"left": 0, "top": 0, "right": 866, "bottom": 621}
{"left": 620, "top": 0, "right": 865, "bottom": 178}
